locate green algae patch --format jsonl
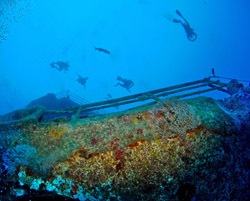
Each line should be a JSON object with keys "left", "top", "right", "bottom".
{"left": 183, "top": 97, "right": 238, "bottom": 135}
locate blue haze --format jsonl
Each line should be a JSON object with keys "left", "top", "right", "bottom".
{"left": 0, "top": 0, "right": 250, "bottom": 115}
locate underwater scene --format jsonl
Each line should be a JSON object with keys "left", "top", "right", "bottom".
{"left": 1, "top": 0, "right": 250, "bottom": 200}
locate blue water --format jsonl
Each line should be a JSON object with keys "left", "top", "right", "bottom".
{"left": 1, "top": 0, "right": 250, "bottom": 115}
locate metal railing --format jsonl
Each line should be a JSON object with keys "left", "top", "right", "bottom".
{"left": 55, "top": 90, "right": 89, "bottom": 105}
{"left": 45, "top": 77, "right": 231, "bottom": 118}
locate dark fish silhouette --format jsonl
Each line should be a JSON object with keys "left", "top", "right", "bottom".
{"left": 94, "top": 47, "right": 111, "bottom": 54}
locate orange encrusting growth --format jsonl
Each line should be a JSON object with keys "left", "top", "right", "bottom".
{"left": 186, "top": 125, "right": 219, "bottom": 136}
{"left": 129, "top": 140, "right": 145, "bottom": 149}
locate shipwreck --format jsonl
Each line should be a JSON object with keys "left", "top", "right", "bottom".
{"left": 0, "top": 77, "right": 250, "bottom": 201}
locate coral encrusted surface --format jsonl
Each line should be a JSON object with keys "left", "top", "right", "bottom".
{"left": 0, "top": 96, "right": 250, "bottom": 201}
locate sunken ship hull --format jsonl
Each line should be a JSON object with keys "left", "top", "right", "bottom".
{"left": 0, "top": 79, "right": 250, "bottom": 201}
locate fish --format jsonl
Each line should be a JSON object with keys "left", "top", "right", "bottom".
{"left": 94, "top": 47, "right": 111, "bottom": 54}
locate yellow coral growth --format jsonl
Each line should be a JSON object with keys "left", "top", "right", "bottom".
{"left": 48, "top": 124, "right": 67, "bottom": 140}
{"left": 133, "top": 118, "right": 139, "bottom": 124}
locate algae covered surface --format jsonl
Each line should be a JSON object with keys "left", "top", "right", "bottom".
{"left": 0, "top": 97, "right": 249, "bottom": 200}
